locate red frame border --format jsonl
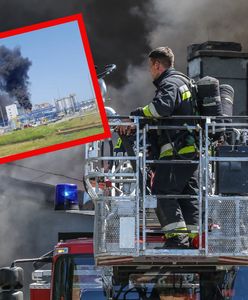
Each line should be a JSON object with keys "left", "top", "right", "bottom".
{"left": 0, "top": 14, "right": 111, "bottom": 164}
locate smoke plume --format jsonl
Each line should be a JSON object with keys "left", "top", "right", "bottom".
{"left": 0, "top": 94, "right": 12, "bottom": 117}
{"left": 0, "top": 2, "right": 248, "bottom": 297}
{"left": 0, "top": 0, "right": 247, "bottom": 235}
{"left": 0, "top": 1, "right": 151, "bottom": 87}
{"left": 0, "top": 46, "right": 32, "bottom": 110}
{"left": 0, "top": 176, "right": 93, "bottom": 298}
{"left": 109, "top": 0, "right": 248, "bottom": 113}
{"left": 1, "top": 1, "right": 248, "bottom": 111}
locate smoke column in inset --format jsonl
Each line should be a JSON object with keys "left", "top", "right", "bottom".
{"left": 0, "top": 46, "right": 32, "bottom": 110}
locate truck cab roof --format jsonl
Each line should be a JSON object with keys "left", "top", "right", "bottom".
{"left": 54, "top": 238, "right": 94, "bottom": 256}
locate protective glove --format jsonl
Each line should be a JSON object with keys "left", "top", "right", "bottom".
{"left": 130, "top": 107, "right": 144, "bottom": 116}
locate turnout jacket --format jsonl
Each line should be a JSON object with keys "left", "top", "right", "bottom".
{"left": 131, "top": 68, "right": 196, "bottom": 158}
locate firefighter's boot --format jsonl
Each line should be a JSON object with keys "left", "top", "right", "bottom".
{"left": 162, "top": 234, "right": 190, "bottom": 249}
{"left": 156, "top": 228, "right": 190, "bottom": 249}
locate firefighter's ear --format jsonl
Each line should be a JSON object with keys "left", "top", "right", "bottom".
{"left": 154, "top": 60, "right": 160, "bottom": 69}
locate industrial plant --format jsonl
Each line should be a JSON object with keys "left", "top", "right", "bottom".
{"left": 0, "top": 45, "right": 98, "bottom": 135}
{"left": 0, "top": 94, "right": 97, "bottom": 134}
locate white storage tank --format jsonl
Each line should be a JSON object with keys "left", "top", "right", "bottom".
{"left": 55, "top": 94, "right": 76, "bottom": 114}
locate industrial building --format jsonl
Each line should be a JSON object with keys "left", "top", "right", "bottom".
{"left": 18, "top": 106, "right": 58, "bottom": 126}
{"left": 0, "top": 91, "right": 96, "bottom": 131}
{"left": 5, "top": 104, "right": 18, "bottom": 120}
{"left": 33, "top": 102, "right": 52, "bottom": 110}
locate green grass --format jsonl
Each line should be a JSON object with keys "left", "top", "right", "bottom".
{"left": 0, "top": 127, "right": 53, "bottom": 146}
{"left": 0, "top": 112, "right": 104, "bottom": 157}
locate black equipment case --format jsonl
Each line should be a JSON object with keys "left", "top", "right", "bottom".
{"left": 216, "top": 145, "right": 248, "bottom": 195}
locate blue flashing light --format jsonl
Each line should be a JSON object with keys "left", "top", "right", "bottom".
{"left": 55, "top": 184, "right": 79, "bottom": 211}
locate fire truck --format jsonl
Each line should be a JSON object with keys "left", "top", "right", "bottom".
{"left": 2, "top": 46, "right": 248, "bottom": 299}
{"left": 81, "top": 112, "right": 248, "bottom": 299}
{"left": 2, "top": 234, "right": 248, "bottom": 299}
{"left": 23, "top": 96, "right": 248, "bottom": 299}
{"left": 29, "top": 234, "right": 105, "bottom": 300}
{"left": 0, "top": 233, "right": 106, "bottom": 300}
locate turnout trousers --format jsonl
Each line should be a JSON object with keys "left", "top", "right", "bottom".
{"left": 151, "top": 155, "right": 199, "bottom": 233}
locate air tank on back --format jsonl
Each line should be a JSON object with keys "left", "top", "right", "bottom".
{"left": 220, "top": 84, "right": 234, "bottom": 122}
{"left": 196, "top": 76, "right": 222, "bottom": 117}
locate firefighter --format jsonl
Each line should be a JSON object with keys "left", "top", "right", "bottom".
{"left": 119, "top": 47, "right": 199, "bottom": 249}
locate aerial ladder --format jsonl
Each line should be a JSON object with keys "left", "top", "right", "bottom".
{"left": 1, "top": 65, "right": 248, "bottom": 300}
{"left": 84, "top": 110, "right": 248, "bottom": 299}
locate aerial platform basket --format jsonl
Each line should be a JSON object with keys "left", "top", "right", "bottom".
{"left": 84, "top": 116, "right": 248, "bottom": 267}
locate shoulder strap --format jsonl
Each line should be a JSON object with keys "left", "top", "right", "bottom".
{"left": 167, "top": 70, "right": 196, "bottom": 87}
{"left": 167, "top": 71, "right": 199, "bottom": 115}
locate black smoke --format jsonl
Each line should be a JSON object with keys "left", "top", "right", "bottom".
{"left": 108, "top": 0, "right": 248, "bottom": 113}
{"left": 0, "top": 46, "right": 32, "bottom": 110}
{"left": 0, "top": 176, "right": 93, "bottom": 299}
{"left": 1, "top": 4, "right": 248, "bottom": 296}
{"left": 82, "top": 1, "right": 151, "bottom": 87}
{"left": 0, "top": 0, "right": 151, "bottom": 88}
{"left": 1, "top": 0, "right": 248, "bottom": 98}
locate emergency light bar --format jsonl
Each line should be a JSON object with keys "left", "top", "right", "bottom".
{"left": 55, "top": 184, "right": 79, "bottom": 210}
{"left": 54, "top": 247, "right": 69, "bottom": 255}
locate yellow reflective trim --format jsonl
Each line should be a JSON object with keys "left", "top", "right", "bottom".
{"left": 142, "top": 105, "right": 153, "bottom": 117}
{"left": 114, "top": 137, "right": 122, "bottom": 149}
{"left": 188, "top": 233, "right": 198, "bottom": 239}
{"left": 165, "top": 227, "right": 188, "bottom": 239}
{"left": 160, "top": 145, "right": 196, "bottom": 158}
{"left": 160, "top": 148, "right": 173, "bottom": 158}
{"left": 178, "top": 145, "right": 196, "bottom": 154}
{"left": 182, "top": 90, "right": 192, "bottom": 101}
{"left": 148, "top": 102, "right": 161, "bottom": 117}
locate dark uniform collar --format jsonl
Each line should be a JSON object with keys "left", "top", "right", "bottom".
{"left": 153, "top": 67, "right": 175, "bottom": 88}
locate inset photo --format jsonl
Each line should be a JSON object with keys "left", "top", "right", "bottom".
{"left": 0, "top": 14, "right": 110, "bottom": 163}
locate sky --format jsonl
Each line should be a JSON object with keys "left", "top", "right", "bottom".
{"left": 0, "top": 20, "right": 95, "bottom": 105}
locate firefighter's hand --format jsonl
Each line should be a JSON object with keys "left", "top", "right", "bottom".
{"left": 116, "top": 124, "right": 136, "bottom": 135}
{"left": 115, "top": 119, "right": 136, "bottom": 136}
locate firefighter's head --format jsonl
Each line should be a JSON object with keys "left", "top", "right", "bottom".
{"left": 148, "top": 47, "right": 174, "bottom": 80}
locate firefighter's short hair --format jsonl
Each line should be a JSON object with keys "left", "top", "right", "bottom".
{"left": 149, "top": 47, "right": 174, "bottom": 68}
